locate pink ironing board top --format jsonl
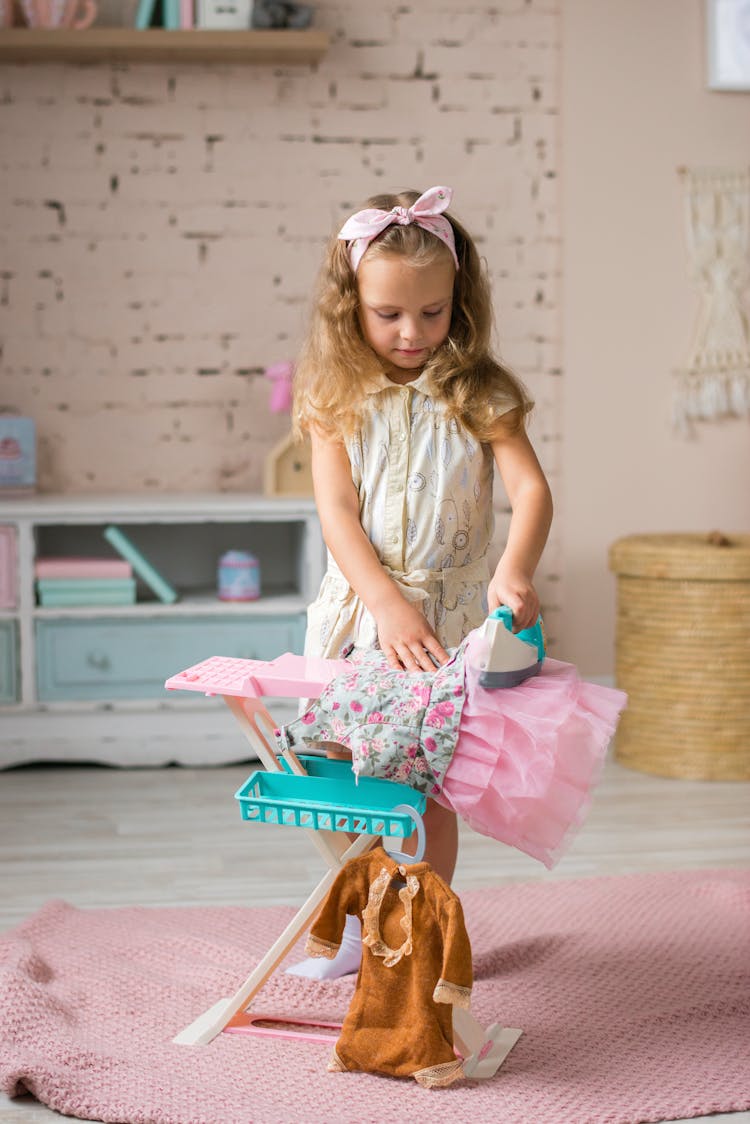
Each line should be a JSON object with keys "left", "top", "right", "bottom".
{"left": 164, "top": 652, "right": 351, "bottom": 699}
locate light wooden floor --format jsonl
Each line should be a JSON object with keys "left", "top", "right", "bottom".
{"left": 1, "top": 753, "right": 749, "bottom": 1124}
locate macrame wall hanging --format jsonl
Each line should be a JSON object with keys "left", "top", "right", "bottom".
{"left": 674, "top": 167, "right": 750, "bottom": 435}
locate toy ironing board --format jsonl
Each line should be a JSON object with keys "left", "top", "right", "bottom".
{"left": 164, "top": 648, "right": 522, "bottom": 1076}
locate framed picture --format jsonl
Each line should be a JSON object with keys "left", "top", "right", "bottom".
{"left": 0, "top": 416, "right": 35, "bottom": 495}
{"left": 707, "top": 0, "right": 750, "bottom": 90}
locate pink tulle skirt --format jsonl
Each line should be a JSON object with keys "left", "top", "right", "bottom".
{"left": 437, "top": 638, "right": 627, "bottom": 868}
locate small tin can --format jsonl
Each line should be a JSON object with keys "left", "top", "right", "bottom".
{"left": 218, "top": 550, "right": 261, "bottom": 601}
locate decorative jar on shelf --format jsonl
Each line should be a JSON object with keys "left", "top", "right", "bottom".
{"left": 217, "top": 550, "right": 261, "bottom": 602}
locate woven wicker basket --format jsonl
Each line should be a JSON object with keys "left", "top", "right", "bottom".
{"left": 608, "top": 532, "right": 750, "bottom": 780}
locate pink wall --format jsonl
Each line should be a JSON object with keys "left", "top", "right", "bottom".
{"left": 560, "top": 0, "right": 750, "bottom": 675}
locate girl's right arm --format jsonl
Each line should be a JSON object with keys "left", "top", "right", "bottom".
{"left": 310, "top": 428, "right": 449, "bottom": 671}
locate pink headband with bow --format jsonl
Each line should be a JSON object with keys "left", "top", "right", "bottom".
{"left": 338, "top": 185, "right": 459, "bottom": 272}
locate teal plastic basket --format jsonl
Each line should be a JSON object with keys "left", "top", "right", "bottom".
{"left": 234, "top": 756, "right": 426, "bottom": 838}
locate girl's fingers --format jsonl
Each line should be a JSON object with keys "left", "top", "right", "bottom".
{"left": 388, "top": 643, "right": 446, "bottom": 673}
{"left": 504, "top": 594, "right": 524, "bottom": 618}
{"left": 517, "top": 603, "right": 541, "bottom": 630}
{"left": 412, "top": 648, "right": 436, "bottom": 672}
{"left": 424, "top": 638, "right": 450, "bottom": 667}
{"left": 408, "top": 642, "right": 448, "bottom": 672}
{"left": 394, "top": 645, "right": 418, "bottom": 671}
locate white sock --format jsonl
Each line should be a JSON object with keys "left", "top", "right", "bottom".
{"left": 286, "top": 914, "right": 362, "bottom": 980}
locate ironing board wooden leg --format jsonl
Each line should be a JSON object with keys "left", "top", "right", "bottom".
{"left": 452, "top": 1008, "right": 522, "bottom": 1079}
{"left": 173, "top": 687, "right": 403, "bottom": 1047}
{"left": 451, "top": 1006, "right": 487, "bottom": 1056}
{"left": 223, "top": 694, "right": 282, "bottom": 773}
{"left": 173, "top": 830, "right": 375, "bottom": 1047}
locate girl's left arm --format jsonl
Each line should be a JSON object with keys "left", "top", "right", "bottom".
{"left": 489, "top": 416, "right": 553, "bottom": 630}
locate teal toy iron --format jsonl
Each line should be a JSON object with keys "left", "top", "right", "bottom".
{"left": 475, "top": 606, "right": 545, "bottom": 688}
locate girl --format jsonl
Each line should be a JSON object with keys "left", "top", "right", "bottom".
{"left": 287, "top": 185, "right": 553, "bottom": 979}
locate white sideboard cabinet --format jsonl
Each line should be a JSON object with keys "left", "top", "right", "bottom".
{"left": 0, "top": 494, "right": 324, "bottom": 768}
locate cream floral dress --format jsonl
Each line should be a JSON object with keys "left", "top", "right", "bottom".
{"left": 305, "top": 370, "right": 515, "bottom": 660}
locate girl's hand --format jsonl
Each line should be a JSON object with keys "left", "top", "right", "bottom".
{"left": 310, "top": 431, "right": 449, "bottom": 671}
{"left": 374, "top": 594, "right": 450, "bottom": 672}
{"left": 488, "top": 562, "right": 540, "bottom": 631}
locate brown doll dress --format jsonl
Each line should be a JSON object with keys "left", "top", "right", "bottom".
{"left": 306, "top": 847, "right": 473, "bottom": 1087}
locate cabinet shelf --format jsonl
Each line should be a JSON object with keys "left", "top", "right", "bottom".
{"left": 0, "top": 492, "right": 325, "bottom": 766}
{"left": 31, "top": 590, "right": 308, "bottom": 617}
{"left": 0, "top": 27, "right": 329, "bottom": 64}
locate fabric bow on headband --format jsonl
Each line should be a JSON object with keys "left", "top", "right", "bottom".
{"left": 338, "top": 185, "right": 459, "bottom": 272}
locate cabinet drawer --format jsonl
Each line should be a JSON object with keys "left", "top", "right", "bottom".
{"left": 35, "top": 614, "right": 306, "bottom": 702}
{"left": 0, "top": 619, "right": 19, "bottom": 703}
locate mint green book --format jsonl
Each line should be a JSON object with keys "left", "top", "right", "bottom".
{"left": 38, "top": 582, "right": 137, "bottom": 607}
{"left": 103, "top": 526, "right": 178, "bottom": 604}
{"left": 37, "top": 578, "right": 137, "bottom": 595}
{"left": 134, "top": 0, "right": 157, "bottom": 29}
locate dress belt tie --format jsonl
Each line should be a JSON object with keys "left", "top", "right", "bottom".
{"left": 327, "top": 555, "right": 490, "bottom": 612}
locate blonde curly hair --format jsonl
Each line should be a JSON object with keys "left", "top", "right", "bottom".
{"left": 293, "top": 189, "right": 532, "bottom": 443}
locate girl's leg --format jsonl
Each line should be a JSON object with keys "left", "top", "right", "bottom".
{"left": 416, "top": 801, "right": 458, "bottom": 883}
{"left": 286, "top": 742, "right": 364, "bottom": 980}
{"left": 286, "top": 913, "right": 363, "bottom": 980}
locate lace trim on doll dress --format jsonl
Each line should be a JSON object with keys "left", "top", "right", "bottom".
{"left": 413, "top": 1058, "right": 465, "bottom": 1088}
{"left": 433, "top": 977, "right": 472, "bottom": 1010}
{"left": 361, "top": 866, "right": 420, "bottom": 968}
{"left": 327, "top": 1048, "right": 347, "bottom": 1072}
{"left": 305, "top": 934, "right": 339, "bottom": 960}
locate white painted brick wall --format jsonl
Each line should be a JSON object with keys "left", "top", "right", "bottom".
{"left": 0, "top": 0, "right": 562, "bottom": 638}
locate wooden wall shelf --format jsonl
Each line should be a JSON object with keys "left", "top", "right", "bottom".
{"left": 0, "top": 27, "right": 329, "bottom": 64}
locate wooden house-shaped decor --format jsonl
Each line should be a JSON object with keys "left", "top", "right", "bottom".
{"left": 264, "top": 431, "right": 314, "bottom": 497}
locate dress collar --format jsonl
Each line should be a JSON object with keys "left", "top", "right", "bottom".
{"left": 362, "top": 849, "right": 428, "bottom": 967}
{"left": 363, "top": 369, "right": 438, "bottom": 398}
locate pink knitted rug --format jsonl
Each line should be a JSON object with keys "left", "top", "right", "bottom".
{"left": 1, "top": 869, "right": 748, "bottom": 1124}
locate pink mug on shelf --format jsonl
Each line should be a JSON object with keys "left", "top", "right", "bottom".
{"left": 21, "top": 0, "right": 97, "bottom": 26}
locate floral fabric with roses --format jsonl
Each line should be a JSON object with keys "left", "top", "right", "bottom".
{"left": 275, "top": 645, "right": 468, "bottom": 796}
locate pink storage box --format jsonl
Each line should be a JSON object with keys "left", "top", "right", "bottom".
{"left": 0, "top": 525, "right": 17, "bottom": 609}
{"left": 34, "top": 557, "right": 133, "bottom": 579}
